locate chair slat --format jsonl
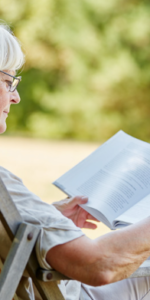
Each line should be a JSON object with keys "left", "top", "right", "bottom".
{"left": 0, "top": 222, "right": 39, "bottom": 300}
{"left": 26, "top": 251, "right": 65, "bottom": 300}
{"left": 0, "top": 177, "right": 22, "bottom": 239}
{"left": 0, "top": 177, "right": 65, "bottom": 299}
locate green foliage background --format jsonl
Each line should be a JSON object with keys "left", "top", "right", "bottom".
{"left": 1, "top": 0, "right": 150, "bottom": 142}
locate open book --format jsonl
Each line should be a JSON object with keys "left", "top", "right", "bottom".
{"left": 53, "top": 131, "right": 150, "bottom": 230}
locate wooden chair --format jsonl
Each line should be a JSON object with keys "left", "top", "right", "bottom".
{"left": 0, "top": 177, "right": 69, "bottom": 300}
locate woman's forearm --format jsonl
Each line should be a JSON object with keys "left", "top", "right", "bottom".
{"left": 46, "top": 217, "right": 150, "bottom": 286}
{"left": 93, "top": 217, "right": 150, "bottom": 284}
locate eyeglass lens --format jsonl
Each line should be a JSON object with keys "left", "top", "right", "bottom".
{"left": 10, "top": 78, "right": 20, "bottom": 92}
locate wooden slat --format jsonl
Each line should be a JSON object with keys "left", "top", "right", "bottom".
{"left": 130, "top": 260, "right": 150, "bottom": 278}
{"left": 26, "top": 251, "right": 65, "bottom": 300}
{"left": 0, "top": 222, "right": 39, "bottom": 300}
{"left": 36, "top": 268, "right": 70, "bottom": 281}
{"left": 16, "top": 277, "right": 33, "bottom": 300}
{"left": 130, "top": 266, "right": 150, "bottom": 278}
{"left": 35, "top": 281, "right": 66, "bottom": 300}
{"left": 0, "top": 177, "right": 65, "bottom": 299}
{"left": 0, "top": 178, "right": 23, "bottom": 239}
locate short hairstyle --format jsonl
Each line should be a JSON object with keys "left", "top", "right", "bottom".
{"left": 0, "top": 23, "right": 25, "bottom": 71}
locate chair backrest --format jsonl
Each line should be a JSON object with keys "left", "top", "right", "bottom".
{"left": 0, "top": 177, "right": 66, "bottom": 300}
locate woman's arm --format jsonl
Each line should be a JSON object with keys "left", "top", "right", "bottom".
{"left": 46, "top": 216, "right": 150, "bottom": 286}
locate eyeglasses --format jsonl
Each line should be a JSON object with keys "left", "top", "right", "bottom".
{"left": 0, "top": 70, "right": 21, "bottom": 92}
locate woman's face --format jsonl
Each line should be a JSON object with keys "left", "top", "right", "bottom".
{"left": 0, "top": 70, "right": 20, "bottom": 133}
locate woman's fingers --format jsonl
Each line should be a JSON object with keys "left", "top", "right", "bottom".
{"left": 68, "top": 196, "right": 88, "bottom": 206}
{"left": 87, "top": 214, "right": 100, "bottom": 222}
{"left": 83, "top": 221, "right": 98, "bottom": 229}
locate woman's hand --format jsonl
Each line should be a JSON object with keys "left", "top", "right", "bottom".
{"left": 52, "top": 196, "right": 99, "bottom": 229}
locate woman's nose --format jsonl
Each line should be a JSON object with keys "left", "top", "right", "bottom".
{"left": 10, "top": 90, "right": 20, "bottom": 104}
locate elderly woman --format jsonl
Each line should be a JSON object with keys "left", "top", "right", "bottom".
{"left": 1, "top": 23, "right": 150, "bottom": 300}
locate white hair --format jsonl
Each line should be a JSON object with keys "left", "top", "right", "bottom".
{"left": 0, "top": 23, "right": 25, "bottom": 71}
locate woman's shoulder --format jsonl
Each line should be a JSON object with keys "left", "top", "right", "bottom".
{"left": 0, "top": 166, "right": 23, "bottom": 183}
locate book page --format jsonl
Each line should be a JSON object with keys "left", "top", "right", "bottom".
{"left": 53, "top": 131, "right": 150, "bottom": 227}
{"left": 115, "top": 193, "right": 150, "bottom": 226}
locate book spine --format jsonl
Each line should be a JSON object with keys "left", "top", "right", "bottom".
{"left": 53, "top": 181, "right": 72, "bottom": 197}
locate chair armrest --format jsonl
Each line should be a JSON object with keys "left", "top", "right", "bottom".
{"left": 36, "top": 268, "right": 71, "bottom": 282}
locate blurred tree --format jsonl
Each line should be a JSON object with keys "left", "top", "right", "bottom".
{"left": 0, "top": 0, "right": 150, "bottom": 142}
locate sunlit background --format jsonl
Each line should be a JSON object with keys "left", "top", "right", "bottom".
{"left": 1, "top": 0, "right": 150, "bottom": 237}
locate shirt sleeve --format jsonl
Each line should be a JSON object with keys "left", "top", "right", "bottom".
{"left": 0, "top": 166, "right": 84, "bottom": 269}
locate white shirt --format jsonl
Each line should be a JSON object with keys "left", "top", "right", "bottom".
{"left": 0, "top": 166, "right": 84, "bottom": 300}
